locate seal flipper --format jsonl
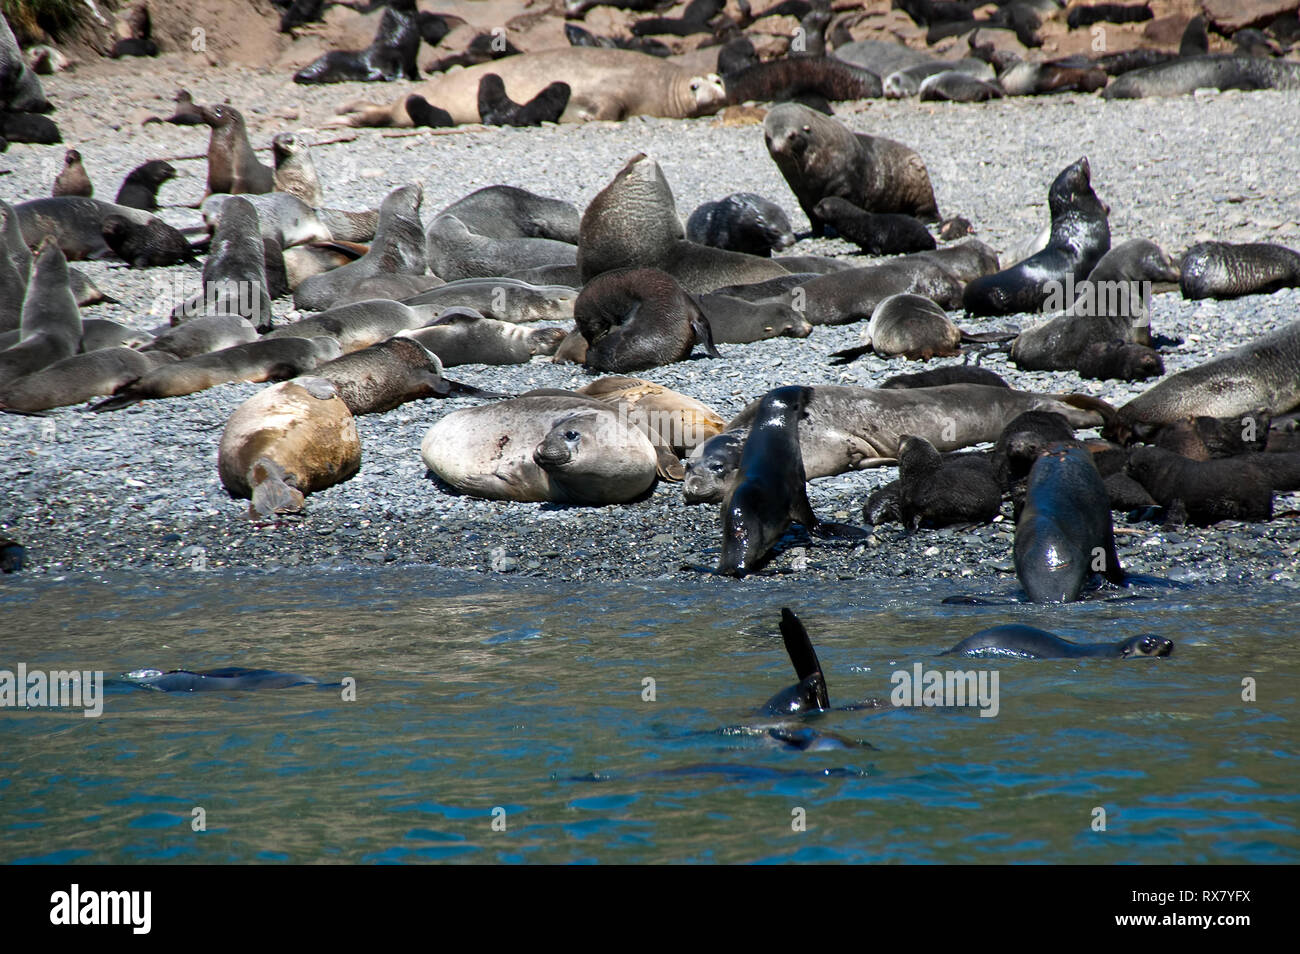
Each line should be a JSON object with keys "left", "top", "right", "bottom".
{"left": 779, "top": 608, "right": 824, "bottom": 689}
{"left": 688, "top": 309, "right": 722, "bottom": 359}
{"left": 441, "top": 378, "right": 510, "bottom": 399}
{"left": 761, "top": 608, "right": 830, "bottom": 713}
{"left": 828, "top": 342, "right": 873, "bottom": 365}
{"left": 247, "top": 457, "right": 305, "bottom": 517}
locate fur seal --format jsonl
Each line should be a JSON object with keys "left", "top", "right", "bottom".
{"left": 695, "top": 293, "right": 813, "bottom": 343}
{"left": 142, "top": 89, "right": 203, "bottom": 126}
{"left": 294, "top": 183, "right": 426, "bottom": 312}
{"left": 1015, "top": 444, "right": 1126, "bottom": 603}
{"left": 724, "top": 56, "right": 884, "bottom": 108}
{"left": 265, "top": 300, "right": 423, "bottom": 353}
{"left": 293, "top": 0, "right": 420, "bottom": 84}
{"left": 477, "top": 74, "right": 571, "bottom": 126}
{"left": 1, "top": 14, "right": 51, "bottom": 113}
{"left": 830, "top": 293, "right": 961, "bottom": 361}
{"left": 896, "top": 435, "right": 1002, "bottom": 528}
{"left": 813, "top": 197, "right": 935, "bottom": 254}
{"left": 0, "top": 347, "right": 176, "bottom": 412}
{"left": 1126, "top": 446, "right": 1274, "bottom": 525}
{"left": 1088, "top": 238, "right": 1179, "bottom": 285}
{"left": 13, "top": 198, "right": 171, "bottom": 261}
{"left": 918, "top": 70, "right": 1004, "bottom": 102}
{"left": 315, "top": 336, "right": 476, "bottom": 416}
{"left": 1075, "top": 340, "right": 1164, "bottom": 382}
{"left": 426, "top": 214, "right": 576, "bottom": 282}
{"left": 1179, "top": 242, "right": 1300, "bottom": 300}
{"left": 201, "top": 192, "right": 332, "bottom": 250}
{"left": 121, "top": 667, "right": 321, "bottom": 691}
{"left": 77, "top": 318, "right": 149, "bottom": 351}
{"left": 398, "top": 309, "right": 565, "bottom": 366}
{"left": 52, "top": 149, "right": 92, "bottom": 197}
{"left": 218, "top": 376, "right": 361, "bottom": 517}
{"left": 990, "top": 409, "right": 1078, "bottom": 489}
{"left": 141, "top": 314, "right": 258, "bottom": 359}
{"left": 404, "top": 278, "right": 577, "bottom": 324}
{"left": 200, "top": 104, "right": 274, "bottom": 197}
{"left": 334, "top": 49, "right": 726, "bottom": 126}
{"left": 0, "top": 239, "right": 81, "bottom": 388}
{"left": 0, "top": 200, "right": 31, "bottom": 331}
{"left": 173, "top": 196, "right": 272, "bottom": 331}
{"left": 93, "top": 337, "right": 342, "bottom": 411}
{"left": 1103, "top": 54, "right": 1300, "bottom": 99}
{"left": 101, "top": 213, "right": 193, "bottom": 269}
{"left": 438, "top": 186, "right": 580, "bottom": 244}
{"left": 764, "top": 103, "right": 940, "bottom": 235}
{"left": 574, "top": 267, "right": 720, "bottom": 372}
{"left": 963, "top": 158, "right": 1110, "bottom": 317}
{"left": 420, "top": 393, "right": 660, "bottom": 504}
{"left": 761, "top": 609, "right": 830, "bottom": 715}
{"left": 330, "top": 274, "right": 445, "bottom": 305}
{"left": 795, "top": 260, "right": 963, "bottom": 325}
{"left": 685, "top": 193, "right": 797, "bottom": 257}
{"left": 940, "top": 625, "right": 1173, "bottom": 659}
{"left": 114, "top": 160, "right": 176, "bottom": 211}
{"left": 880, "top": 366, "right": 1009, "bottom": 390}
{"left": 577, "top": 154, "right": 788, "bottom": 293}
{"left": 271, "top": 133, "right": 324, "bottom": 207}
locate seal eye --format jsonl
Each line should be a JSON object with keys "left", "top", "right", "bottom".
{"left": 563, "top": 429, "right": 580, "bottom": 443}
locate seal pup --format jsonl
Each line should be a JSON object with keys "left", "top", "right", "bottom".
{"left": 0, "top": 347, "right": 176, "bottom": 412}
{"left": 1075, "top": 340, "right": 1164, "bottom": 382}
{"left": 52, "top": 149, "right": 92, "bottom": 197}
{"left": 200, "top": 104, "right": 274, "bottom": 197}
{"left": 1015, "top": 444, "right": 1126, "bottom": 603}
{"left": 940, "top": 625, "right": 1173, "bottom": 659}
{"left": 13, "top": 198, "right": 169, "bottom": 261}
{"left": 813, "top": 197, "right": 935, "bottom": 255}
{"left": 120, "top": 667, "right": 322, "bottom": 691}
{"left": 686, "top": 193, "right": 796, "bottom": 258}
{"left": 764, "top": 103, "right": 940, "bottom": 235}
{"left": 426, "top": 214, "right": 576, "bottom": 282}
{"left": 0, "top": 239, "right": 81, "bottom": 388}
{"left": 265, "top": 300, "right": 423, "bottom": 353}
{"left": 172, "top": 196, "right": 272, "bottom": 331}
{"left": 114, "top": 160, "right": 176, "bottom": 211}
{"left": 271, "top": 133, "right": 323, "bottom": 206}
{"left": 762, "top": 609, "right": 830, "bottom": 715}
{"left": 1087, "top": 238, "right": 1179, "bottom": 285}
{"left": 1126, "top": 447, "right": 1274, "bottom": 525}
{"left": 218, "top": 376, "right": 361, "bottom": 516}
{"left": 420, "top": 393, "right": 660, "bottom": 504}
{"left": 436, "top": 186, "right": 580, "bottom": 244}
{"left": 315, "top": 336, "right": 483, "bottom": 416}
{"left": 574, "top": 267, "right": 720, "bottom": 372}
{"left": 897, "top": 435, "right": 1002, "bottom": 529}
{"left": 294, "top": 183, "right": 426, "bottom": 312}
{"left": 695, "top": 293, "right": 813, "bottom": 344}
{"left": 477, "top": 74, "right": 571, "bottom": 126}
{"left": 398, "top": 309, "right": 566, "bottom": 366}
{"left": 101, "top": 213, "right": 193, "bottom": 268}
{"left": 989, "top": 409, "right": 1078, "bottom": 489}
{"left": 142, "top": 89, "right": 203, "bottom": 126}
{"left": 828, "top": 293, "right": 969, "bottom": 361}
{"left": 963, "top": 158, "right": 1110, "bottom": 317}
{"left": 1179, "top": 242, "right": 1300, "bottom": 300}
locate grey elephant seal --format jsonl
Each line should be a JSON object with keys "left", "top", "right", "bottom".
{"left": 404, "top": 278, "right": 577, "bottom": 323}
{"left": 266, "top": 300, "right": 424, "bottom": 352}
{"left": 114, "top": 160, "right": 177, "bottom": 211}
{"left": 219, "top": 376, "right": 362, "bottom": 516}
{"left": 1103, "top": 54, "right": 1300, "bottom": 99}
{"left": 0, "top": 347, "right": 176, "bottom": 412}
{"left": 294, "top": 183, "right": 426, "bottom": 312}
{"left": 315, "top": 336, "right": 477, "bottom": 416}
{"left": 271, "top": 133, "right": 324, "bottom": 206}
{"left": 334, "top": 48, "right": 726, "bottom": 126}
{"left": 764, "top": 103, "right": 939, "bottom": 236}
{"left": 577, "top": 153, "right": 788, "bottom": 293}
{"left": 121, "top": 667, "right": 322, "bottom": 691}
{"left": 13, "top": 198, "right": 169, "bottom": 261}
{"left": 1179, "top": 242, "right": 1300, "bottom": 300}
{"left": 762, "top": 609, "right": 829, "bottom": 715}
{"left": 685, "top": 193, "right": 796, "bottom": 257}
{"left": 1113, "top": 320, "right": 1300, "bottom": 434}
{"left": 813, "top": 197, "right": 935, "bottom": 255}
{"left": 897, "top": 435, "right": 1002, "bottom": 529}
{"left": 437, "top": 186, "right": 579, "bottom": 244}
{"left": 426, "top": 214, "right": 577, "bottom": 282}
{"left": 52, "top": 149, "right": 92, "bottom": 197}
{"left": 940, "top": 626, "right": 1173, "bottom": 659}
{"left": 1015, "top": 443, "right": 1126, "bottom": 603}
{"left": 421, "top": 393, "right": 660, "bottom": 504}
{"left": 1127, "top": 446, "right": 1275, "bottom": 526}
{"left": 398, "top": 309, "right": 565, "bottom": 365}
{"left": 200, "top": 104, "right": 274, "bottom": 197}
{"left": 963, "top": 157, "right": 1110, "bottom": 317}
{"left": 0, "top": 239, "right": 81, "bottom": 388}
{"left": 173, "top": 197, "right": 273, "bottom": 331}
{"left": 92, "top": 337, "right": 342, "bottom": 411}
{"left": 574, "top": 267, "right": 720, "bottom": 372}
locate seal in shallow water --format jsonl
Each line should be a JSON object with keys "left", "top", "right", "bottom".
{"left": 939, "top": 625, "right": 1173, "bottom": 658}
{"left": 122, "top": 667, "right": 323, "bottom": 691}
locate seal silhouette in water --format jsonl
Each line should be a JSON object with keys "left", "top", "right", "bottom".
{"left": 762, "top": 608, "right": 830, "bottom": 714}
{"left": 122, "top": 667, "right": 323, "bottom": 691}
{"left": 940, "top": 625, "right": 1173, "bottom": 659}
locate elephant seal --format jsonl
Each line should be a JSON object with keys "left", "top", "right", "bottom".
{"left": 426, "top": 214, "right": 576, "bottom": 282}
{"left": 718, "top": 386, "right": 863, "bottom": 577}
{"left": 52, "top": 149, "right": 92, "bottom": 197}
{"left": 114, "top": 160, "right": 176, "bottom": 211}
{"left": 813, "top": 197, "right": 935, "bottom": 255}
{"left": 140, "top": 314, "right": 257, "bottom": 359}
{"left": 880, "top": 366, "right": 1009, "bottom": 389}
{"left": 477, "top": 74, "right": 571, "bottom": 126}
{"left": 897, "top": 435, "right": 1002, "bottom": 529}
{"left": 265, "top": 300, "right": 422, "bottom": 353}
{"left": 121, "top": 667, "right": 322, "bottom": 691}
{"left": 683, "top": 429, "right": 747, "bottom": 505}
{"left": 1113, "top": 321, "right": 1300, "bottom": 434}
{"left": 93, "top": 337, "right": 342, "bottom": 411}
{"left": 398, "top": 309, "right": 565, "bottom": 365}
{"left": 200, "top": 104, "right": 274, "bottom": 197}
{"left": 218, "top": 376, "right": 361, "bottom": 516}
{"left": 574, "top": 267, "right": 720, "bottom": 372}
{"left": 762, "top": 608, "right": 829, "bottom": 715}
{"left": 101, "top": 213, "right": 193, "bottom": 268}
{"left": 964, "top": 157, "right": 1110, "bottom": 317}
{"left": 315, "top": 336, "right": 477, "bottom": 416}
{"left": 271, "top": 133, "right": 324, "bottom": 206}
{"left": 334, "top": 49, "right": 726, "bottom": 126}
{"left": 293, "top": 0, "right": 420, "bottom": 83}
{"left": 420, "top": 393, "right": 660, "bottom": 504}
{"left": 173, "top": 196, "right": 273, "bottom": 331}
{"left": 438, "top": 186, "right": 580, "bottom": 244}
{"left": 577, "top": 153, "right": 788, "bottom": 293}
{"left": 940, "top": 625, "right": 1173, "bottom": 659}
{"left": 686, "top": 193, "right": 796, "bottom": 258}
{"left": 577, "top": 376, "right": 724, "bottom": 464}
{"left": 0, "top": 239, "right": 81, "bottom": 388}
{"left": 764, "top": 103, "right": 939, "bottom": 236}
{"left": 1015, "top": 444, "right": 1126, "bottom": 603}
{"left": 1179, "top": 242, "right": 1300, "bottom": 300}
{"left": 13, "top": 198, "right": 169, "bottom": 261}
{"left": 404, "top": 94, "right": 454, "bottom": 128}
{"left": 404, "top": 278, "right": 577, "bottom": 323}
{"left": 0, "top": 347, "right": 176, "bottom": 412}
{"left": 294, "top": 183, "right": 426, "bottom": 312}
{"left": 1103, "top": 54, "right": 1300, "bottom": 99}
{"left": 1126, "top": 446, "right": 1274, "bottom": 525}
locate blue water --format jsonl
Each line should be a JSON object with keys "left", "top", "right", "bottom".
{"left": 1, "top": 568, "right": 1296, "bottom": 863}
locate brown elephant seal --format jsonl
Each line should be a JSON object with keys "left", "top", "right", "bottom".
{"left": 0, "top": 240, "right": 81, "bottom": 388}
{"left": 0, "top": 347, "right": 176, "bottom": 412}
{"left": 200, "top": 104, "right": 274, "bottom": 197}
{"left": 315, "top": 336, "right": 482, "bottom": 416}
{"left": 294, "top": 183, "right": 426, "bottom": 312}
{"left": 764, "top": 103, "right": 939, "bottom": 236}
{"left": 577, "top": 376, "right": 725, "bottom": 463}
{"left": 271, "top": 133, "right": 324, "bottom": 207}
{"left": 1179, "top": 242, "right": 1300, "bottom": 300}
{"left": 437, "top": 186, "right": 580, "bottom": 244}
{"left": 265, "top": 300, "right": 423, "bottom": 353}
{"left": 93, "top": 337, "right": 342, "bottom": 411}
{"left": 420, "top": 393, "right": 660, "bottom": 504}
{"left": 333, "top": 49, "right": 726, "bottom": 126}
{"left": 218, "top": 376, "right": 361, "bottom": 517}
{"left": 577, "top": 154, "right": 788, "bottom": 293}
{"left": 574, "top": 267, "right": 720, "bottom": 372}
{"left": 114, "top": 160, "right": 177, "bottom": 211}
{"left": 172, "top": 197, "right": 273, "bottom": 331}
{"left": 397, "top": 308, "right": 565, "bottom": 366}
{"left": 426, "top": 214, "right": 577, "bottom": 282}
{"left": 52, "top": 149, "right": 92, "bottom": 197}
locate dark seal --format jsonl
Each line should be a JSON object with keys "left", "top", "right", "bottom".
{"left": 940, "top": 625, "right": 1173, "bottom": 659}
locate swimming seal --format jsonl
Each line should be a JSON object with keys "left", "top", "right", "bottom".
{"left": 52, "top": 149, "right": 92, "bottom": 197}
{"left": 1015, "top": 443, "right": 1126, "bottom": 603}
{"left": 0, "top": 239, "right": 81, "bottom": 388}
{"left": 963, "top": 157, "right": 1110, "bottom": 317}
{"left": 764, "top": 103, "right": 940, "bottom": 235}
{"left": 271, "top": 133, "right": 324, "bottom": 207}
{"left": 685, "top": 193, "right": 797, "bottom": 257}
{"left": 1179, "top": 242, "right": 1300, "bottom": 300}
{"left": 200, "top": 104, "right": 274, "bottom": 197}
{"left": 398, "top": 309, "right": 566, "bottom": 366}
{"left": 574, "top": 267, "right": 720, "bottom": 372}
{"left": 114, "top": 160, "right": 176, "bottom": 211}
{"left": 813, "top": 197, "right": 935, "bottom": 255}
{"left": 121, "top": 667, "right": 322, "bottom": 691}
{"left": 940, "top": 625, "right": 1173, "bottom": 659}
{"left": 762, "top": 609, "right": 829, "bottom": 715}
{"left": 219, "top": 376, "right": 361, "bottom": 516}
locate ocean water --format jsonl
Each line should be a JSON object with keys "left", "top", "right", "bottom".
{"left": 1, "top": 567, "right": 1296, "bottom": 864}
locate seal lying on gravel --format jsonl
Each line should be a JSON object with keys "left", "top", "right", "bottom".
{"left": 896, "top": 435, "right": 1002, "bottom": 529}
{"left": 398, "top": 309, "right": 566, "bottom": 366}
{"left": 577, "top": 376, "right": 724, "bottom": 464}
{"left": 1102, "top": 54, "right": 1300, "bottom": 99}
{"left": 333, "top": 49, "right": 727, "bottom": 125}
{"left": 315, "top": 336, "right": 488, "bottom": 415}
{"left": 436, "top": 186, "right": 580, "bottom": 244}
{"left": 0, "top": 347, "right": 176, "bottom": 412}
{"left": 13, "top": 198, "right": 178, "bottom": 262}
{"left": 1179, "top": 242, "right": 1300, "bottom": 300}
{"left": 266, "top": 300, "right": 425, "bottom": 353}
{"left": 1126, "top": 446, "right": 1275, "bottom": 526}
{"left": 404, "top": 277, "right": 578, "bottom": 323}
{"left": 940, "top": 625, "right": 1173, "bottom": 659}
{"left": 218, "top": 376, "right": 362, "bottom": 517}
{"left": 426, "top": 214, "right": 576, "bottom": 282}
{"left": 573, "top": 267, "right": 720, "bottom": 372}
{"left": 421, "top": 392, "right": 661, "bottom": 504}
{"left": 686, "top": 193, "right": 796, "bottom": 257}
{"left": 813, "top": 197, "right": 936, "bottom": 255}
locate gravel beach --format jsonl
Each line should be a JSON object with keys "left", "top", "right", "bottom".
{"left": 3, "top": 60, "right": 1300, "bottom": 587}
